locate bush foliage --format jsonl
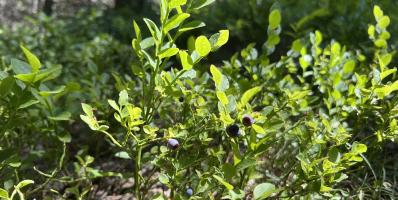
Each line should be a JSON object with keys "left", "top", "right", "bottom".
{"left": 1, "top": 0, "right": 398, "bottom": 199}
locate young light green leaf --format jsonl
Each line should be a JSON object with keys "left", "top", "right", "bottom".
{"left": 14, "top": 73, "right": 36, "bottom": 83}
{"left": 164, "top": 13, "right": 190, "bottom": 34}
{"left": 108, "top": 99, "right": 120, "bottom": 111}
{"left": 20, "top": 45, "right": 41, "bottom": 73}
{"left": 169, "top": 0, "right": 187, "bottom": 9}
{"left": 82, "top": 103, "right": 94, "bottom": 117}
{"left": 378, "top": 16, "right": 390, "bottom": 29}
{"left": 342, "top": 60, "right": 355, "bottom": 74}
{"left": 379, "top": 53, "right": 392, "bottom": 69}
{"left": 0, "top": 188, "right": 8, "bottom": 199}
{"left": 213, "top": 175, "right": 234, "bottom": 190}
{"left": 374, "top": 39, "right": 387, "bottom": 48}
{"left": 158, "top": 47, "right": 179, "bottom": 59}
{"left": 133, "top": 20, "right": 141, "bottom": 41}
{"left": 269, "top": 9, "right": 281, "bottom": 29}
{"left": 252, "top": 124, "right": 266, "bottom": 134}
{"left": 191, "top": 0, "right": 215, "bottom": 9}
{"left": 178, "top": 21, "right": 205, "bottom": 33}
{"left": 216, "top": 91, "right": 229, "bottom": 105}
{"left": 351, "top": 142, "right": 367, "bottom": 154}
{"left": 253, "top": 183, "right": 276, "bottom": 199}
{"left": 115, "top": 151, "right": 131, "bottom": 159}
{"left": 195, "top": 36, "right": 211, "bottom": 57}
{"left": 15, "top": 180, "right": 34, "bottom": 189}
{"left": 160, "top": 0, "right": 168, "bottom": 20}
{"left": 373, "top": 5, "right": 383, "bottom": 20}
{"left": 119, "top": 90, "right": 129, "bottom": 106}
{"left": 159, "top": 173, "right": 170, "bottom": 184}
{"left": 216, "top": 30, "right": 229, "bottom": 47}
{"left": 210, "top": 64, "right": 222, "bottom": 89}
{"left": 143, "top": 18, "right": 161, "bottom": 41}
{"left": 241, "top": 86, "right": 262, "bottom": 106}
{"left": 179, "top": 50, "right": 193, "bottom": 70}
{"left": 381, "top": 68, "right": 396, "bottom": 80}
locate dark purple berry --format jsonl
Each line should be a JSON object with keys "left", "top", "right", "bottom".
{"left": 186, "top": 187, "right": 193, "bottom": 196}
{"left": 242, "top": 115, "right": 254, "bottom": 126}
{"left": 167, "top": 138, "right": 180, "bottom": 150}
{"left": 226, "top": 124, "right": 240, "bottom": 137}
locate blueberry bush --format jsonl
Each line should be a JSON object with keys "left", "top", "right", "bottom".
{"left": 1, "top": 0, "right": 398, "bottom": 199}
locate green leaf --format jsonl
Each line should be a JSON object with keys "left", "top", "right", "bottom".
{"left": 169, "top": 0, "right": 187, "bottom": 9}
{"left": 179, "top": 51, "right": 193, "bottom": 70}
{"left": 39, "top": 86, "right": 66, "bottom": 97}
{"left": 381, "top": 69, "right": 396, "bottom": 80}
{"left": 374, "top": 39, "right": 387, "bottom": 48}
{"left": 34, "top": 65, "right": 62, "bottom": 82}
{"left": 48, "top": 112, "right": 72, "bottom": 121}
{"left": 222, "top": 163, "right": 236, "bottom": 180}
{"left": 15, "top": 180, "right": 34, "bottom": 189}
{"left": 160, "top": 0, "right": 168, "bottom": 22}
{"left": 252, "top": 124, "right": 265, "bottom": 134}
{"left": 178, "top": 21, "right": 205, "bottom": 33}
{"left": 195, "top": 36, "right": 211, "bottom": 57}
{"left": 14, "top": 73, "right": 36, "bottom": 83}
{"left": 343, "top": 60, "right": 356, "bottom": 74}
{"left": 213, "top": 175, "right": 234, "bottom": 190}
{"left": 210, "top": 65, "right": 222, "bottom": 88}
{"left": 216, "top": 30, "right": 229, "bottom": 47}
{"left": 10, "top": 59, "right": 30, "bottom": 74}
{"left": 191, "top": 0, "right": 215, "bottom": 9}
{"left": 143, "top": 18, "right": 161, "bottom": 41}
{"left": 57, "top": 131, "right": 72, "bottom": 143}
{"left": 164, "top": 13, "right": 190, "bottom": 34}
{"left": 236, "top": 158, "right": 256, "bottom": 172}
{"left": 0, "top": 188, "right": 8, "bottom": 199}
{"left": 379, "top": 53, "right": 392, "bottom": 69}
{"left": 20, "top": 45, "right": 41, "bottom": 73}
{"left": 253, "top": 183, "right": 276, "bottom": 200}
{"left": 115, "top": 151, "right": 131, "bottom": 159}
{"left": 373, "top": 5, "right": 383, "bottom": 20}
{"left": 108, "top": 99, "right": 120, "bottom": 111}
{"left": 81, "top": 103, "right": 94, "bottom": 117}
{"left": 351, "top": 142, "right": 367, "bottom": 154}
{"left": 119, "top": 90, "right": 129, "bottom": 106}
{"left": 158, "top": 47, "right": 179, "bottom": 59}
{"left": 216, "top": 91, "right": 229, "bottom": 105}
{"left": 133, "top": 20, "right": 141, "bottom": 41}
{"left": 0, "top": 76, "right": 15, "bottom": 98}
{"left": 269, "top": 9, "right": 281, "bottom": 29}
{"left": 241, "top": 86, "right": 262, "bottom": 106}
{"left": 378, "top": 16, "right": 390, "bottom": 29}
{"left": 18, "top": 99, "right": 39, "bottom": 109}
{"left": 159, "top": 174, "right": 170, "bottom": 184}
{"left": 368, "top": 25, "right": 375, "bottom": 38}
{"left": 314, "top": 30, "right": 322, "bottom": 45}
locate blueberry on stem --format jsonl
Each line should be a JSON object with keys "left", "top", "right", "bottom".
{"left": 226, "top": 124, "right": 240, "bottom": 137}
{"left": 242, "top": 115, "right": 254, "bottom": 126}
{"left": 186, "top": 187, "right": 193, "bottom": 196}
{"left": 167, "top": 138, "right": 180, "bottom": 150}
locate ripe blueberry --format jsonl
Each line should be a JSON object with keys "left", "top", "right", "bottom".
{"left": 167, "top": 138, "right": 180, "bottom": 150}
{"left": 242, "top": 115, "right": 254, "bottom": 126}
{"left": 186, "top": 187, "right": 193, "bottom": 196}
{"left": 226, "top": 124, "right": 240, "bottom": 137}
